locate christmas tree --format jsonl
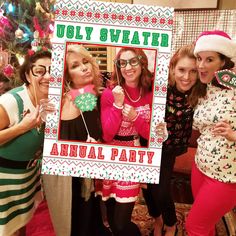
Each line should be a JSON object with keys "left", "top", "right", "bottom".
{"left": 0, "top": 0, "right": 55, "bottom": 83}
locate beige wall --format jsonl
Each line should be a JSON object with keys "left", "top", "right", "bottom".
{"left": 218, "top": 0, "right": 236, "bottom": 9}
{"left": 114, "top": 0, "right": 236, "bottom": 9}
{"left": 98, "top": 0, "right": 132, "bottom": 3}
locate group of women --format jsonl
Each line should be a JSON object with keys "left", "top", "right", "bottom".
{"left": 0, "top": 29, "right": 235, "bottom": 236}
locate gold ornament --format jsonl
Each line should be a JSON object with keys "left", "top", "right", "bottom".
{"left": 0, "top": 51, "right": 9, "bottom": 68}
{"left": 15, "top": 28, "right": 24, "bottom": 39}
{"left": 35, "top": 2, "right": 44, "bottom": 12}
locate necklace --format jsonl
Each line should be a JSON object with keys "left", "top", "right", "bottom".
{"left": 124, "top": 87, "right": 142, "bottom": 103}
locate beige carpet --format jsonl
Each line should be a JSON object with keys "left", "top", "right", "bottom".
{"left": 132, "top": 201, "right": 236, "bottom": 236}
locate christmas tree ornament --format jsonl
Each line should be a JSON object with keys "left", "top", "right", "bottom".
{"left": 35, "top": 2, "right": 44, "bottom": 13}
{"left": 16, "top": 54, "right": 24, "bottom": 65}
{"left": 17, "top": 24, "right": 33, "bottom": 44}
{"left": 35, "top": 1, "right": 54, "bottom": 19}
{"left": 0, "top": 51, "right": 8, "bottom": 68}
{"left": 0, "top": 0, "right": 54, "bottom": 56}
{"left": 31, "top": 31, "right": 40, "bottom": 51}
{"left": 3, "top": 64, "right": 14, "bottom": 77}
{"left": 15, "top": 28, "right": 24, "bottom": 39}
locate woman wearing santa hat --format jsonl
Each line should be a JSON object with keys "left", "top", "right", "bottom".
{"left": 185, "top": 30, "right": 236, "bottom": 235}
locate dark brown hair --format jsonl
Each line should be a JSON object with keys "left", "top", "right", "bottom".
{"left": 19, "top": 49, "right": 51, "bottom": 86}
{"left": 192, "top": 52, "right": 235, "bottom": 105}
{"left": 219, "top": 54, "right": 235, "bottom": 70}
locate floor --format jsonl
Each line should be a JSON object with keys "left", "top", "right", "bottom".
{"left": 26, "top": 173, "right": 236, "bottom": 236}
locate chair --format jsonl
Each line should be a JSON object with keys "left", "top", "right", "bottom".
{"left": 171, "top": 130, "right": 200, "bottom": 204}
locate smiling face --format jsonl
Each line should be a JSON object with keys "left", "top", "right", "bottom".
{"left": 196, "top": 51, "right": 225, "bottom": 84}
{"left": 66, "top": 51, "right": 94, "bottom": 89}
{"left": 174, "top": 56, "right": 198, "bottom": 92}
{"left": 26, "top": 57, "right": 51, "bottom": 99}
{"left": 119, "top": 50, "right": 142, "bottom": 88}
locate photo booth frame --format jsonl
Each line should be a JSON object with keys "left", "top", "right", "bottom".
{"left": 41, "top": 0, "right": 174, "bottom": 184}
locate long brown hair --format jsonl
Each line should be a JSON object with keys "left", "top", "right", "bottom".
{"left": 109, "top": 47, "right": 153, "bottom": 93}
{"left": 169, "top": 44, "right": 205, "bottom": 107}
{"left": 19, "top": 49, "right": 51, "bottom": 86}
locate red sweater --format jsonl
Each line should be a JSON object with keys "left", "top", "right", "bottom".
{"left": 101, "top": 85, "right": 152, "bottom": 145}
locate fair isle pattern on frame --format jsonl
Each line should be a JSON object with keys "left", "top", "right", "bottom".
{"left": 42, "top": 0, "right": 174, "bottom": 183}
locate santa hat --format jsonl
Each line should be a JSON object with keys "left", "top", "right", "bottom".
{"left": 194, "top": 30, "right": 236, "bottom": 59}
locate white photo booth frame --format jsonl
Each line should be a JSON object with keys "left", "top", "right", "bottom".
{"left": 41, "top": 0, "right": 174, "bottom": 184}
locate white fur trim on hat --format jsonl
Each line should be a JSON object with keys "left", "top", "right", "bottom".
{"left": 194, "top": 34, "right": 236, "bottom": 59}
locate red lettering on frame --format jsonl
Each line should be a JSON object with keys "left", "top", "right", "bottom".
{"left": 119, "top": 149, "right": 127, "bottom": 162}
{"left": 79, "top": 146, "right": 87, "bottom": 158}
{"left": 50, "top": 143, "right": 59, "bottom": 156}
{"left": 60, "top": 144, "right": 69, "bottom": 156}
{"left": 129, "top": 150, "right": 136, "bottom": 162}
{"left": 69, "top": 145, "right": 78, "bottom": 157}
{"left": 147, "top": 152, "right": 154, "bottom": 164}
{"left": 88, "top": 147, "right": 96, "bottom": 159}
{"left": 97, "top": 147, "right": 104, "bottom": 160}
{"left": 138, "top": 150, "right": 145, "bottom": 163}
{"left": 111, "top": 148, "right": 118, "bottom": 161}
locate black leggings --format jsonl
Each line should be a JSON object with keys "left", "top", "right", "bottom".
{"left": 105, "top": 198, "right": 141, "bottom": 236}
{"left": 71, "top": 178, "right": 110, "bottom": 236}
{"left": 142, "top": 150, "right": 177, "bottom": 227}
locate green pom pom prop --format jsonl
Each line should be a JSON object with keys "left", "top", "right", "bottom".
{"left": 67, "top": 84, "right": 98, "bottom": 140}
{"left": 74, "top": 93, "right": 97, "bottom": 112}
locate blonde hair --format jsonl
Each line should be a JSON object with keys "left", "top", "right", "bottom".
{"left": 64, "top": 44, "right": 101, "bottom": 95}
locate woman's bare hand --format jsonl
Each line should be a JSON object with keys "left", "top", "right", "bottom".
{"left": 18, "top": 105, "right": 41, "bottom": 131}
{"left": 86, "top": 135, "right": 97, "bottom": 143}
{"left": 39, "top": 99, "right": 56, "bottom": 122}
{"left": 212, "top": 119, "right": 236, "bottom": 142}
{"left": 155, "top": 121, "right": 168, "bottom": 141}
{"left": 112, "top": 85, "right": 125, "bottom": 107}
{"left": 122, "top": 104, "right": 138, "bottom": 120}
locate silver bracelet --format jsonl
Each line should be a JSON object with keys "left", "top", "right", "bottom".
{"left": 113, "top": 103, "right": 124, "bottom": 109}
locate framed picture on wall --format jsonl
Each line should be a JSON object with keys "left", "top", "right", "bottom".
{"left": 132, "top": 0, "right": 218, "bottom": 10}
